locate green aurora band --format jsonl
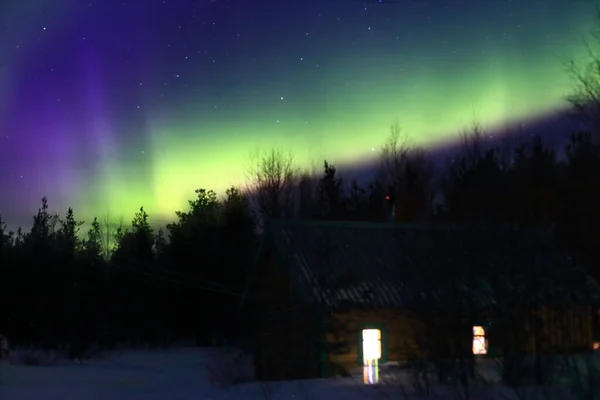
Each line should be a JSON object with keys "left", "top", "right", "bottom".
{"left": 0, "top": 0, "right": 596, "bottom": 225}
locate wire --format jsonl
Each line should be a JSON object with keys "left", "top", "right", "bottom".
{"left": 117, "top": 253, "right": 242, "bottom": 293}
{"left": 110, "top": 260, "right": 244, "bottom": 297}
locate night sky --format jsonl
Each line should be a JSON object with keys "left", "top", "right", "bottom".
{"left": 0, "top": 0, "right": 595, "bottom": 227}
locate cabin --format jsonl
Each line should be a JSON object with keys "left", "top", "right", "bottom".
{"left": 238, "top": 221, "right": 600, "bottom": 382}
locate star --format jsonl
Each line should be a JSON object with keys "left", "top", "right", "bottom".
{"left": 0, "top": 0, "right": 592, "bottom": 230}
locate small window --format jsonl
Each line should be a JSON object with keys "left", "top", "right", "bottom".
{"left": 473, "top": 326, "right": 488, "bottom": 355}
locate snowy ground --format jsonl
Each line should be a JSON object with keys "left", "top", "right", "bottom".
{"left": 0, "top": 347, "right": 576, "bottom": 399}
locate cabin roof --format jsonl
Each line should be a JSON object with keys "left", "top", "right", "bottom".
{"left": 263, "top": 220, "right": 600, "bottom": 310}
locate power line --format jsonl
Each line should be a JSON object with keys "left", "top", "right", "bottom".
{"left": 117, "top": 253, "right": 242, "bottom": 294}
{"left": 110, "top": 260, "right": 244, "bottom": 297}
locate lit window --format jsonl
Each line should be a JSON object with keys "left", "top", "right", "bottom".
{"left": 473, "top": 326, "right": 488, "bottom": 355}
{"left": 362, "top": 329, "right": 381, "bottom": 361}
{"left": 362, "top": 329, "right": 381, "bottom": 384}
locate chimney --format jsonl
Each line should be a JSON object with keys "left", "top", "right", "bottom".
{"left": 385, "top": 185, "right": 395, "bottom": 223}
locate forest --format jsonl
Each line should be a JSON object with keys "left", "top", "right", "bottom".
{"left": 0, "top": 124, "right": 599, "bottom": 358}
{"left": 2, "top": 30, "right": 600, "bottom": 358}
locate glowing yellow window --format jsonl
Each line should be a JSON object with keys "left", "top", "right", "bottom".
{"left": 362, "top": 329, "right": 382, "bottom": 363}
{"left": 362, "top": 329, "right": 381, "bottom": 384}
{"left": 472, "top": 326, "right": 488, "bottom": 355}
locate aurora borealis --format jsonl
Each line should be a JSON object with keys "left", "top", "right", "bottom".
{"left": 0, "top": 0, "right": 596, "bottom": 226}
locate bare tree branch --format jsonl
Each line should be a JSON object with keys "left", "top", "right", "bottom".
{"left": 245, "top": 147, "right": 298, "bottom": 223}
{"left": 459, "top": 121, "right": 485, "bottom": 169}
{"left": 378, "top": 121, "right": 412, "bottom": 185}
{"left": 566, "top": 10, "right": 600, "bottom": 141}
{"left": 98, "top": 212, "right": 127, "bottom": 260}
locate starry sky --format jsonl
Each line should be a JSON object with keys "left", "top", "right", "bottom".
{"left": 0, "top": 0, "right": 596, "bottom": 227}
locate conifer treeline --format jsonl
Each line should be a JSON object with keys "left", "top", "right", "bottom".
{"left": 0, "top": 129, "right": 599, "bottom": 356}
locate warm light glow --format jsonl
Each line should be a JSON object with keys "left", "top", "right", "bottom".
{"left": 362, "top": 329, "right": 382, "bottom": 361}
{"left": 362, "top": 329, "right": 381, "bottom": 384}
{"left": 363, "top": 361, "right": 379, "bottom": 384}
{"left": 593, "top": 342, "right": 600, "bottom": 350}
{"left": 473, "top": 326, "right": 488, "bottom": 355}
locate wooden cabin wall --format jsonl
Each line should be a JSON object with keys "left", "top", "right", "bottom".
{"left": 523, "top": 306, "right": 593, "bottom": 355}
{"left": 325, "top": 306, "right": 594, "bottom": 377}
{"left": 470, "top": 306, "right": 593, "bottom": 357}
{"left": 326, "top": 309, "right": 423, "bottom": 375}
{"left": 253, "top": 251, "right": 321, "bottom": 380}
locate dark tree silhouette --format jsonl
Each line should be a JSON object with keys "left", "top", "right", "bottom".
{"left": 346, "top": 179, "right": 369, "bottom": 220}
{"left": 167, "top": 189, "right": 221, "bottom": 284}
{"left": 219, "top": 186, "right": 257, "bottom": 307}
{"left": 442, "top": 141, "right": 509, "bottom": 223}
{"left": 378, "top": 121, "right": 411, "bottom": 185}
{"left": 246, "top": 148, "right": 297, "bottom": 222}
{"left": 83, "top": 217, "right": 103, "bottom": 264}
{"left": 0, "top": 214, "right": 7, "bottom": 260}
{"left": 317, "top": 161, "right": 346, "bottom": 220}
{"left": 556, "top": 132, "right": 600, "bottom": 281}
{"left": 377, "top": 122, "right": 434, "bottom": 222}
{"left": 113, "top": 207, "right": 154, "bottom": 264}
{"left": 0, "top": 112, "right": 599, "bottom": 373}
{"left": 509, "top": 135, "right": 560, "bottom": 225}
{"left": 566, "top": 11, "right": 600, "bottom": 140}
{"left": 56, "top": 207, "right": 83, "bottom": 256}
{"left": 395, "top": 149, "right": 435, "bottom": 222}
{"left": 296, "top": 170, "right": 319, "bottom": 220}
{"left": 153, "top": 227, "right": 168, "bottom": 267}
